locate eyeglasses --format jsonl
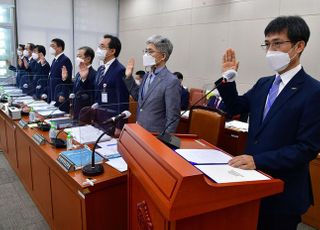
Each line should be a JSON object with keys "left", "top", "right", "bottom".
{"left": 143, "top": 49, "right": 159, "bottom": 55}
{"left": 260, "top": 41, "right": 292, "bottom": 50}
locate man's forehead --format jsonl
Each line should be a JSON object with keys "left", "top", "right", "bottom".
{"left": 265, "top": 31, "right": 288, "bottom": 41}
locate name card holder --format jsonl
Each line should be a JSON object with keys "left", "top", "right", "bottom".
{"left": 18, "top": 119, "right": 28, "bottom": 129}
{"left": 32, "top": 133, "right": 46, "bottom": 145}
{"left": 57, "top": 154, "right": 76, "bottom": 172}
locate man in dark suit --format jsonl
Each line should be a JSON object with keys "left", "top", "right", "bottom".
{"left": 28, "top": 45, "right": 50, "bottom": 99}
{"left": 20, "top": 43, "right": 37, "bottom": 94}
{"left": 173, "top": 71, "right": 189, "bottom": 110}
{"left": 8, "top": 44, "right": 26, "bottom": 88}
{"left": 72, "top": 46, "right": 96, "bottom": 120}
{"left": 44, "top": 38, "right": 73, "bottom": 112}
{"left": 217, "top": 16, "right": 320, "bottom": 230}
{"left": 92, "top": 34, "right": 129, "bottom": 135}
{"left": 124, "top": 35, "right": 181, "bottom": 133}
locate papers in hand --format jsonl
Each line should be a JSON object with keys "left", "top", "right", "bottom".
{"left": 175, "top": 149, "right": 232, "bottom": 164}
{"left": 225, "top": 120, "right": 249, "bottom": 132}
{"left": 64, "top": 125, "right": 111, "bottom": 145}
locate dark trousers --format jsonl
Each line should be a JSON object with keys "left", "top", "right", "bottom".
{"left": 257, "top": 210, "right": 301, "bottom": 230}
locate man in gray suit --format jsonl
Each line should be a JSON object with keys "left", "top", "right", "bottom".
{"left": 124, "top": 35, "right": 181, "bottom": 133}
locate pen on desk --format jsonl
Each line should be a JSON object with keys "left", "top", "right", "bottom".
{"left": 107, "top": 143, "right": 117, "bottom": 146}
{"left": 194, "top": 139, "right": 206, "bottom": 146}
{"left": 189, "top": 161, "right": 228, "bottom": 166}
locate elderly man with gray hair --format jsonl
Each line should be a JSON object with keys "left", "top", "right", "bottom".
{"left": 124, "top": 35, "right": 181, "bottom": 133}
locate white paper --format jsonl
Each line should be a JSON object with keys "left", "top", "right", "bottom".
{"left": 37, "top": 109, "right": 65, "bottom": 117}
{"left": 225, "top": 120, "right": 249, "bottom": 132}
{"left": 195, "top": 164, "right": 270, "bottom": 183}
{"left": 98, "top": 138, "right": 118, "bottom": 148}
{"left": 180, "top": 110, "right": 190, "bottom": 118}
{"left": 64, "top": 125, "right": 111, "bottom": 144}
{"left": 106, "top": 157, "right": 127, "bottom": 172}
{"left": 175, "top": 149, "right": 232, "bottom": 164}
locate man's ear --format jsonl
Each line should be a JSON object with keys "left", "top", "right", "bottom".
{"left": 296, "top": 40, "right": 305, "bottom": 54}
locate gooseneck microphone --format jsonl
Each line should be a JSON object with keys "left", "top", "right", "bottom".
{"left": 157, "top": 69, "right": 237, "bottom": 149}
{"left": 101, "top": 110, "right": 131, "bottom": 125}
{"left": 82, "top": 110, "right": 131, "bottom": 177}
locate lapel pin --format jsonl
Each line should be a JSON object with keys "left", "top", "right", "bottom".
{"left": 291, "top": 87, "right": 297, "bottom": 90}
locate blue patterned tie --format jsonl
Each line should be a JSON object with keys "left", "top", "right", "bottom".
{"left": 263, "top": 76, "right": 282, "bottom": 120}
{"left": 143, "top": 72, "right": 154, "bottom": 97}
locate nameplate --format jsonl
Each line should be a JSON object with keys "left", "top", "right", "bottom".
{"left": 31, "top": 133, "right": 46, "bottom": 145}
{"left": 56, "top": 154, "right": 76, "bottom": 172}
{"left": 18, "top": 119, "right": 28, "bottom": 129}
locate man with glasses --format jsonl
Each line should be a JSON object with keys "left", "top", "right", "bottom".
{"left": 216, "top": 16, "right": 320, "bottom": 230}
{"left": 124, "top": 35, "right": 181, "bottom": 133}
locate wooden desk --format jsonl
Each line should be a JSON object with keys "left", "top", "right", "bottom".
{"left": 0, "top": 109, "right": 127, "bottom": 230}
{"left": 302, "top": 155, "right": 320, "bottom": 229}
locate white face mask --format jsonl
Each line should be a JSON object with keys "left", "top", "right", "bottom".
{"left": 17, "top": 50, "right": 22, "bottom": 56}
{"left": 134, "top": 79, "right": 142, "bottom": 86}
{"left": 143, "top": 53, "right": 156, "bottom": 67}
{"left": 75, "top": 57, "right": 84, "bottom": 66}
{"left": 49, "top": 47, "right": 56, "bottom": 56}
{"left": 23, "top": 50, "right": 29, "bottom": 57}
{"left": 32, "top": 52, "right": 39, "bottom": 60}
{"left": 266, "top": 50, "right": 292, "bottom": 72}
{"left": 96, "top": 47, "right": 107, "bottom": 60}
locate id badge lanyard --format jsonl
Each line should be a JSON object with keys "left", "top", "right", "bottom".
{"left": 101, "top": 83, "right": 108, "bottom": 103}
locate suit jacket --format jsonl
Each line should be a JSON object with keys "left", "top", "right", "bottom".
{"left": 217, "top": 68, "right": 320, "bottom": 215}
{"left": 124, "top": 66, "right": 181, "bottom": 133}
{"left": 181, "top": 86, "right": 189, "bottom": 110}
{"left": 94, "top": 59, "right": 129, "bottom": 117}
{"left": 48, "top": 53, "right": 73, "bottom": 102}
{"left": 73, "top": 66, "right": 97, "bottom": 119}
{"left": 31, "top": 61, "right": 50, "bottom": 98}
{"left": 20, "top": 58, "right": 37, "bottom": 95}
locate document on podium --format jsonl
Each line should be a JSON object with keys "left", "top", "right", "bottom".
{"left": 195, "top": 164, "right": 270, "bottom": 183}
{"left": 175, "top": 149, "right": 270, "bottom": 183}
{"left": 175, "top": 149, "right": 232, "bottom": 164}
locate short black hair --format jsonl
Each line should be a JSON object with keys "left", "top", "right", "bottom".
{"left": 35, "top": 45, "right": 46, "bottom": 56}
{"left": 78, "top": 46, "right": 95, "bottom": 64}
{"left": 18, "top": 44, "right": 25, "bottom": 50}
{"left": 173, "top": 72, "right": 183, "bottom": 80}
{"left": 51, "top": 38, "right": 65, "bottom": 51}
{"left": 103, "top": 34, "right": 121, "bottom": 57}
{"left": 135, "top": 70, "right": 145, "bottom": 77}
{"left": 264, "top": 16, "right": 310, "bottom": 46}
{"left": 27, "top": 43, "right": 35, "bottom": 51}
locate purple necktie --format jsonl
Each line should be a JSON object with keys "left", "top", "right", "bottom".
{"left": 263, "top": 76, "right": 282, "bottom": 120}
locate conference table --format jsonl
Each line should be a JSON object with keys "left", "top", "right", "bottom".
{"left": 0, "top": 106, "right": 127, "bottom": 230}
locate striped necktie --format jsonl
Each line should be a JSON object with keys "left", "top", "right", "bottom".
{"left": 263, "top": 76, "right": 282, "bottom": 120}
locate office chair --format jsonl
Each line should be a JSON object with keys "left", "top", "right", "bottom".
{"left": 188, "top": 106, "right": 225, "bottom": 146}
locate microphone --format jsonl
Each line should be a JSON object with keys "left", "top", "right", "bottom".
{"left": 102, "top": 110, "right": 131, "bottom": 125}
{"left": 69, "top": 93, "right": 75, "bottom": 120}
{"left": 157, "top": 69, "right": 237, "bottom": 149}
{"left": 82, "top": 110, "right": 131, "bottom": 176}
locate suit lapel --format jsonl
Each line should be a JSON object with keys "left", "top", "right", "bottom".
{"left": 254, "top": 69, "right": 305, "bottom": 137}
{"left": 139, "top": 68, "right": 166, "bottom": 108}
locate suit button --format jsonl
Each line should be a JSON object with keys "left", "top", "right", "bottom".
{"left": 254, "top": 140, "right": 258, "bottom": 144}
{"left": 140, "top": 109, "right": 143, "bottom": 112}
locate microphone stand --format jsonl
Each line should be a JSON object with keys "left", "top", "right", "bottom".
{"left": 82, "top": 124, "right": 115, "bottom": 177}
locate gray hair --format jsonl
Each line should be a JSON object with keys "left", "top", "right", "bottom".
{"left": 146, "top": 35, "right": 173, "bottom": 61}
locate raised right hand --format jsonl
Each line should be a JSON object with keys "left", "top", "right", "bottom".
{"left": 125, "top": 58, "right": 135, "bottom": 79}
{"left": 222, "top": 48, "right": 239, "bottom": 73}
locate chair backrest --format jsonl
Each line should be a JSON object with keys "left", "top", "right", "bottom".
{"left": 188, "top": 106, "right": 225, "bottom": 146}
{"left": 189, "top": 88, "right": 206, "bottom": 108}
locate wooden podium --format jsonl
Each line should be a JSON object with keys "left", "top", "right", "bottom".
{"left": 118, "top": 124, "right": 283, "bottom": 230}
